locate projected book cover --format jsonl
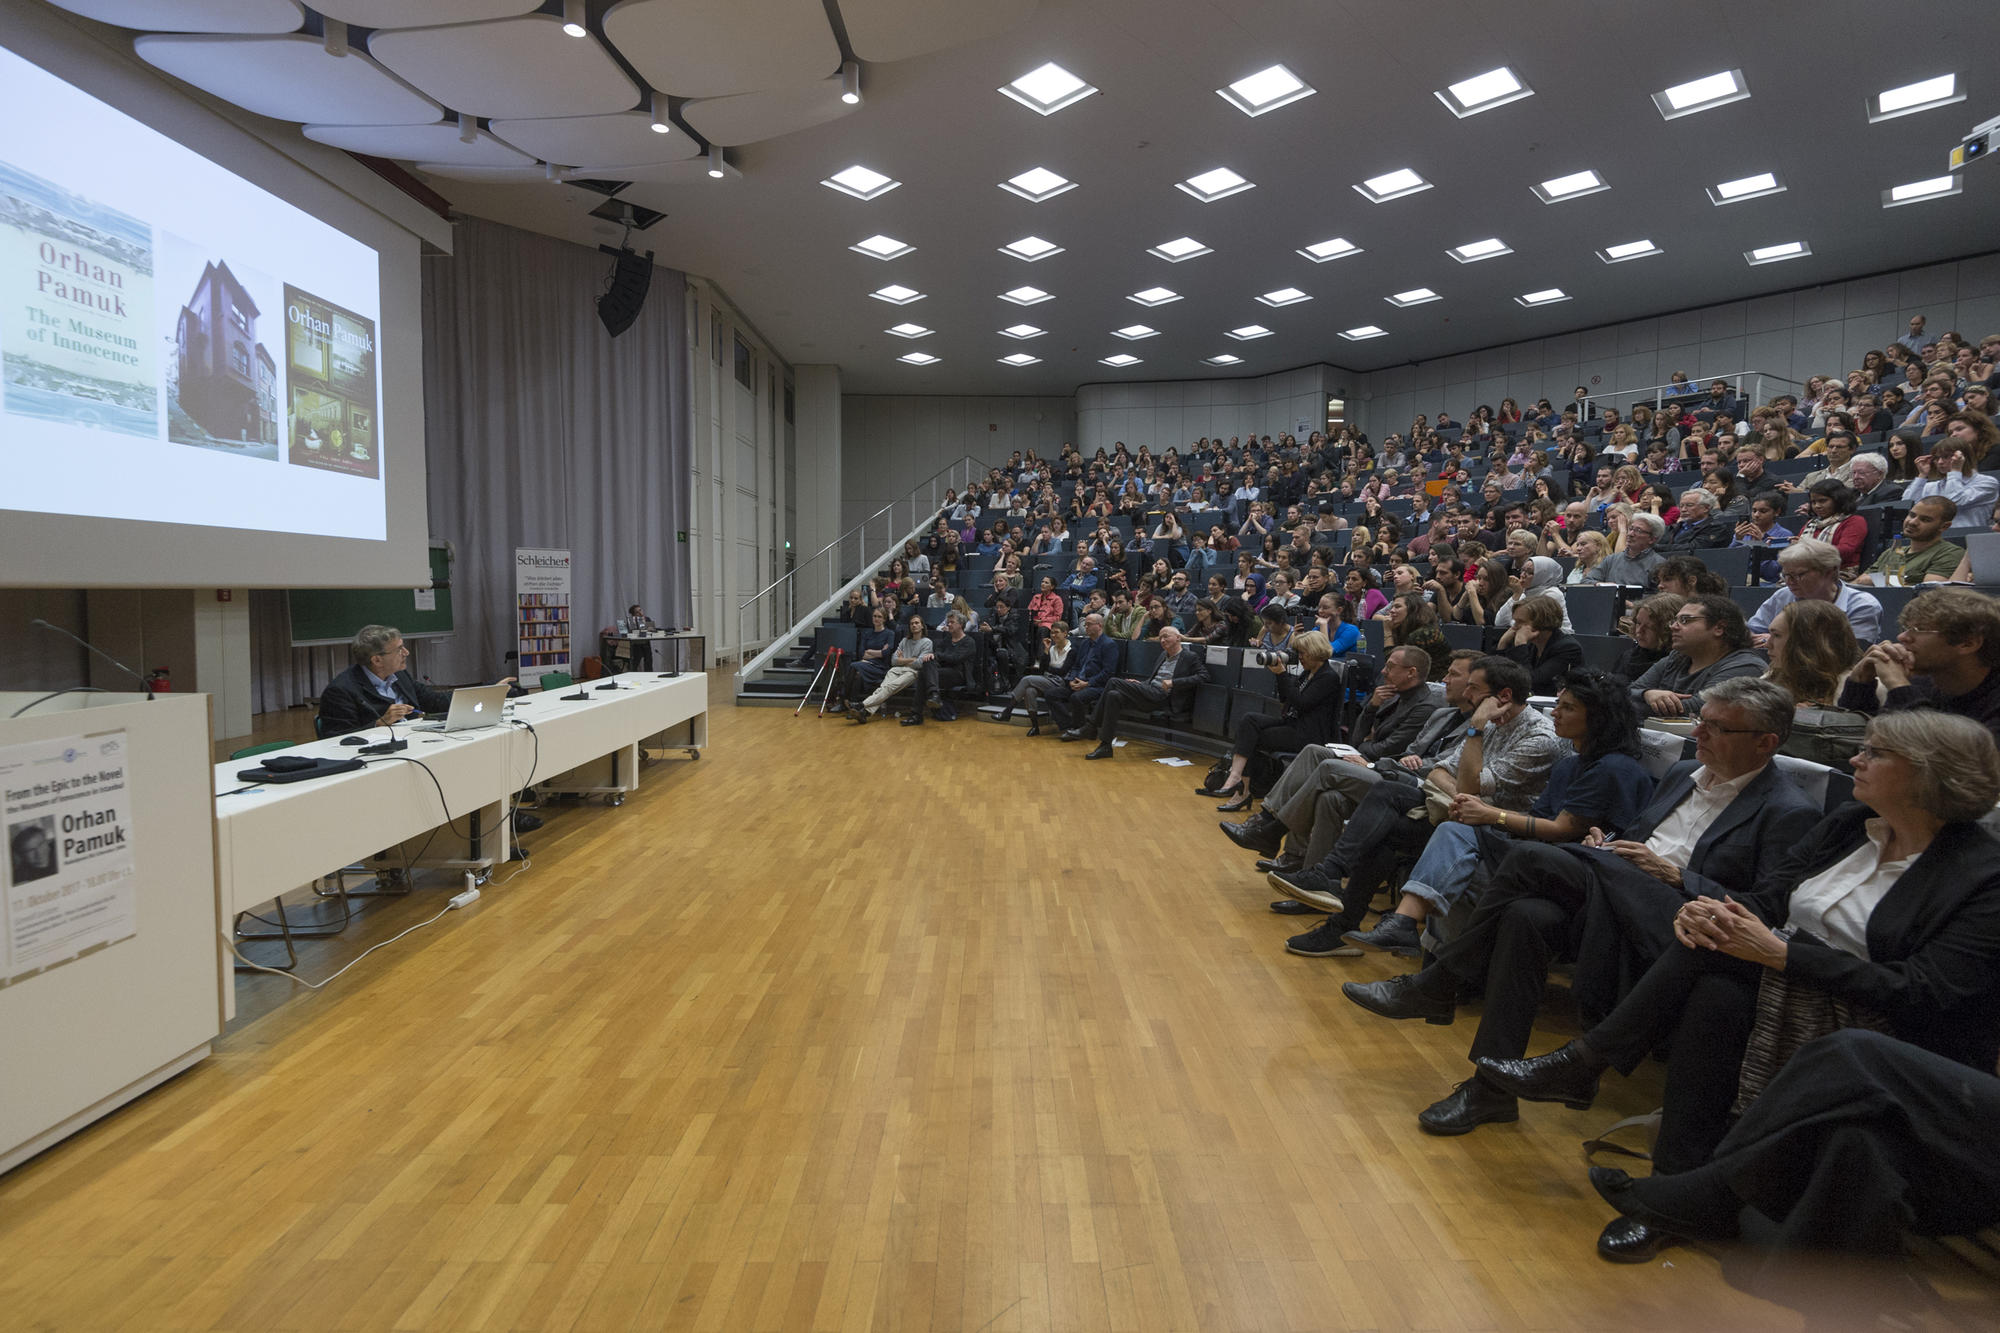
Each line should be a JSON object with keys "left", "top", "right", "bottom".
{"left": 0, "top": 160, "right": 157, "bottom": 440}
{"left": 284, "top": 284, "right": 378, "bottom": 478}
{"left": 160, "top": 237, "right": 280, "bottom": 461}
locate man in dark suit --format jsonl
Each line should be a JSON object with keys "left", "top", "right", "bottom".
{"left": 1081, "top": 626, "right": 1208, "bottom": 758}
{"left": 1342, "top": 677, "right": 1822, "bottom": 1135}
{"left": 1045, "top": 612, "right": 1118, "bottom": 736}
{"left": 1655, "top": 488, "right": 1734, "bottom": 555}
{"left": 317, "top": 624, "right": 456, "bottom": 736}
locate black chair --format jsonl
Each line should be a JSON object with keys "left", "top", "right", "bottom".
{"left": 1696, "top": 547, "right": 1754, "bottom": 587}
{"left": 1565, "top": 584, "right": 1620, "bottom": 637}
{"left": 1123, "top": 638, "right": 1163, "bottom": 680}
{"left": 1440, "top": 623, "right": 1485, "bottom": 651}
{"left": 1577, "top": 634, "right": 1630, "bottom": 672}
{"left": 1359, "top": 619, "right": 1386, "bottom": 656}
{"left": 1730, "top": 585, "right": 1776, "bottom": 621}
{"left": 1189, "top": 682, "right": 1233, "bottom": 740}
{"left": 814, "top": 622, "right": 859, "bottom": 664}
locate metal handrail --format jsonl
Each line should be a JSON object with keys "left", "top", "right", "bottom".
{"left": 1583, "top": 370, "right": 1804, "bottom": 408}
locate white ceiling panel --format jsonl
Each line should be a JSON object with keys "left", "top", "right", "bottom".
{"left": 680, "top": 77, "right": 853, "bottom": 147}
{"left": 133, "top": 33, "right": 441, "bottom": 124}
{"left": 41, "top": 0, "right": 302, "bottom": 33}
{"left": 413, "top": 162, "right": 557, "bottom": 184}
{"left": 312, "top": 0, "right": 540, "bottom": 28}
{"left": 303, "top": 122, "right": 534, "bottom": 166}
{"left": 490, "top": 111, "right": 699, "bottom": 167}
{"left": 602, "top": 0, "right": 839, "bottom": 98}
{"left": 840, "top": 0, "right": 1038, "bottom": 63}
{"left": 369, "top": 15, "right": 639, "bottom": 119}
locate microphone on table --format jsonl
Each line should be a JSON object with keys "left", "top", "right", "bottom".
{"left": 30, "top": 619, "right": 154, "bottom": 699}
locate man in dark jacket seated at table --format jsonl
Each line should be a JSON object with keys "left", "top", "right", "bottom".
{"left": 317, "top": 624, "right": 459, "bottom": 735}
{"left": 1079, "top": 625, "right": 1208, "bottom": 758}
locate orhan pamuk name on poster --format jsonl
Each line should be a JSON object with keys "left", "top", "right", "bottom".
{"left": 284, "top": 283, "right": 379, "bottom": 479}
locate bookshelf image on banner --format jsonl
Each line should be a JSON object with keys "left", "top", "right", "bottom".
{"left": 514, "top": 547, "right": 572, "bottom": 675}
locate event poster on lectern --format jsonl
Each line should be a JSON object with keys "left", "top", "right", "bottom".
{"left": 515, "top": 547, "right": 573, "bottom": 675}
{"left": 0, "top": 730, "right": 137, "bottom": 987}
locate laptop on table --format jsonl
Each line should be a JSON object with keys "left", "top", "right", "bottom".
{"left": 407, "top": 683, "right": 512, "bottom": 732}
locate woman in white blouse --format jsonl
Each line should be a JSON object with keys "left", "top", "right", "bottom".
{"left": 1902, "top": 416, "right": 1999, "bottom": 530}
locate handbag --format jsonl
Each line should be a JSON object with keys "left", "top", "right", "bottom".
{"left": 1731, "top": 939, "right": 1890, "bottom": 1116}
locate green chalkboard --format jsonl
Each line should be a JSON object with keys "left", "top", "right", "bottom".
{"left": 287, "top": 543, "right": 454, "bottom": 646}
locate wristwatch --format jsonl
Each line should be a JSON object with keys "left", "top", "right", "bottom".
{"left": 1465, "top": 726, "right": 1482, "bottom": 738}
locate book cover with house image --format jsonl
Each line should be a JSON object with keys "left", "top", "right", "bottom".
{"left": 284, "top": 284, "right": 378, "bottom": 478}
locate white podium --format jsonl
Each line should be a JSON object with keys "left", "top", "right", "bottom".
{"left": 0, "top": 692, "right": 222, "bottom": 1174}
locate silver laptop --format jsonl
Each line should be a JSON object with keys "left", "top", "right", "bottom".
{"left": 408, "top": 683, "right": 511, "bottom": 732}
{"left": 1965, "top": 531, "right": 2000, "bottom": 585}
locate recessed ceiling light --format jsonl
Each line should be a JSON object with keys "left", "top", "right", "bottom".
{"left": 850, "top": 234, "right": 913, "bottom": 260}
{"left": 1217, "top": 63, "right": 1314, "bottom": 116}
{"left": 1745, "top": 241, "right": 1811, "bottom": 266}
{"left": 885, "top": 322, "right": 932, "bottom": 338}
{"left": 1204, "top": 353, "right": 1244, "bottom": 365}
{"left": 1225, "top": 324, "right": 1273, "bottom": 341}
{"left": 897, "top": 351, "right": 939, "bottom": 365}
{"left": 870, "top": 284, "right": 924, "bottom": 304}
{"left": 1338, "top": 325, "right": 1388, "bottom": 340}
{"left": 999, "top": 286, "right": 1053, "bottom": 305}
{"left": 1597, "top": 238, "right": 1663, "bottom": 263}
{"left": 1112, "top": 324, "right": 1159, "bottom": 340}
{"left": 999, "top": 323, "right": 1045, "bottom": 339}
{"left": 1448, "top": 237, "right": 1512, "bottom": 263}
{"left": 1882, "top": 175, "right": 1961, "bottom": 207}
{"left": 1256, "top": 287, "right": 1310, "bottom": 307}
{"left": 1099, "top": 353, "right": 1142, "bottom": 367}
{"left": 998, "top": 352, "right": 1041, "bottom": 366}
{"left": 1516, "top": 288, "right": 1570, "bottom": 306}
{"left": 1385, "top": 288, "right": 1439, "bottom": 307}
{"left": 1177, "top": 167, "right": 1255, "bottom": 202}
{"left": 1148, "top": 236, "right": 1213, "bottom": 262}
{"left": 1298, "top": 237, "right": 1361, "bottom": 263}
{"left": 1435, "top": 66, "right": 1533, "bottom": 117}
{"left": 1128, "top": 286, "right": 1181, "bottom": 306}
{"left": 1868, "top": 73, "right": 1961, "bottom": 122}
{"left": 1531, "top": 168, "right": 1608, "bottom": 203}
{"left": 999, "top": 62, "right": 1096, "bottom": 116}
{"left": 999, "top": 167, "right": 1075, "bottom": 202}
{"left": 999, "top": 235, "right": 1063, "bottom": 261}
{"left": 1653, "top": 69, "right": 1750, "bottom": 119}
{"left": 1708, "top": 171, "right": 1785, "bottom": 204}
{"left": 1354, "top": 168, "right": 1432, "bottom": 203}
{"left": 822, "top": 165, "right": 899, "bottom": 200}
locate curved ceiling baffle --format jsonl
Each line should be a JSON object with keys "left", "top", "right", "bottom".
{"left": 367, "top": 13, "right": 641, "bottom": 121}
{"left": 132, "top": 30, "right": 443, "bottom": 124}
{"left": 41, "top": 0, "right": 304, "bottom": 32}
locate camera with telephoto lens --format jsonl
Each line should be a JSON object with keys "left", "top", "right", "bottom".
{"left": 1255, "top": 648, "right": 1293, "bottom": 667}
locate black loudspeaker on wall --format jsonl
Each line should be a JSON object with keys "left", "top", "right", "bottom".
{"left": 596, "top": 245, "right": 654, "bottom": 337}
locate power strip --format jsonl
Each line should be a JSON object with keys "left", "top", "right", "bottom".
{"left": 449, "top": 887, "right": 481, "bottom": 909}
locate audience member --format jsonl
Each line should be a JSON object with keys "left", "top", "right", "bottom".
{"left": 1599, "top": 512, "right": 1667, "bottom": 585}
{"left": 1837, "top": 588, "right": 2000, "bottom": 741}
{"left": 1076, "top": 626, "right": 1208, "bottom": 758}
{"left": 1043, "top": 612, "right": 1119, "bottom": 735}
{"left": 1904, "top": 420, "right": 1998, "bottom": 528}
{"left": 1630, "top": 594, "right": 1766, "bottom": 718}
{"left": 1763, "top": 601, "right": 1859, "bottom": 709}
{"left": 995, "top": 618, "right": 1074, "bottom": 733}
{"left": 1795, "top": 479, "right": 1867, "bottom": 571}
{"left": 1863, "top": 496, "right": 1963, "bottom": 584}
{"left": 1748, "top": 538, "right": 1885, "bottom": 646}
{"left": 1204, "top": 631, "right": 1344, "bottom": 806}
{"left": 1618, "top": 593, "right": 1682, "bottom": 681}
{"left": 1497, "top": 593, "right": 1583, "bottom": 694}
{"left": 850, "top": 613, "right": 933, "bottom": 725}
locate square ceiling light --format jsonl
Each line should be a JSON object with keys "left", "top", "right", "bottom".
{"left": 1448, "top": 237, "right": 1512, "bottom": 263}
{"left": 1176, "top": 166, "right": 1255, "bottom": 202}
{"left": 1868, "top": 74, "right": 1961, "bottom": 122}
{"left": 1434, "top": 66, "right": 1533, "bottom": 117}
{"left": 821, "top": 165, "right": 899, "bottom": 200}
{"left": 999, "top": 285, "right": 1054, "bottom": 305}
{"left": 850, "top": 234, "right": 913, "bottom": 260}
{"left": 1708, "top": 171, "right": 1785, "bottom": 204}
{"left": 1256, "top": 287, "right": 1310, "bottom": 307}
{"left": 885, "top": 322, "right": 932, "bottom": 338}
{"left": 1532, "top": 168, "right": 1608, "bottom": 203}
{"left": 1598, "top": 238, "right": 1662, "bottom": 263}
{"left": 998, "top": 352, "right": 1041, "bottom": 366}
{"left": 1653, "top": 69, "right": 1749, "bottom": 119}
{"left": 1385, "top": 287, "right": 1439, "bottom": 307}
{"left": 1204, "top": 353, "right": 1243, "bottom": 365}
{"left": 999, "top": 62, "right": 1096, "bottom": 116}
{"left": 1225, "top": 324, "right": 1273, "bottom": 341}
{"left": 1128, "top": 286, "right": 1181, "bottom": 306}
{"left": 1338, "top": 325, "right": 1388, "bottom": 340}
{"left": 1516, "top": 288, "right": 1570, "bottom": 306}
{"left": 999, "top": 166, "right": 1075, "bottom": 201}
{"left": 1217, "top": 63, "right": 1315, "bottom": 117}
{"left": 1745, "top": 241, "right": 1811, "bottom": 266}
{"left": 1148, "top": 236, "right": 1213, "bottom": 262}
{"left": 870, "top": 284, "right": 924, "bottom": 304}
{"left": 1099, "top": 353, "right": 1142, "bottom": 367}
{"left": 897, "top": 351, "right": 940, "bottom": 364}
{"left": 1354, "top": 167, "right": 1432, "bottom": 203}
{"left": 999, "top": 235, "right": 1063, "bottom": 261}
{"left": 1112, "top": 324, "right": 1159, "bottom": 340}
{"left": 1882, "top": 175, "right": 1961, "bottom": 207}
{"left": 1298, "top": 236, "right": 1361, "bottom": 262}
{"left": 999, "top": 323, "right": 1045, "bottom": 339}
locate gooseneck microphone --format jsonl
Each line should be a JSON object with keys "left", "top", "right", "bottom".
{"left": 30, "top": 619, "right": 154, "bottom": 700}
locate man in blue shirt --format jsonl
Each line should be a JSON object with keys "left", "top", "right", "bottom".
{"left": 1059, "top": 556, "right": 1100, "bottom": 599}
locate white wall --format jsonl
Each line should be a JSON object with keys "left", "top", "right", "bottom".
{"left": 840, "top": 395, "right": 1076, "bottom": 531}
{"left": 793, "top": 366, "right": 842, "bottom": 567}
{"left": 1075, "top": 364, "right": 1354, "bottom": 453}
{"left": 1352, "top": 254, "right": 2000, "bottom": 441}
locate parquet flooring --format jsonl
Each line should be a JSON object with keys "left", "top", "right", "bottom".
{"left": 0, "top": 674, "right": 1840, "bottom": 1329}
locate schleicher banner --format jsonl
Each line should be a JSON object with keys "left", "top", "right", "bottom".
{"left": 0, "top": 730, "right": 138, "bottom": 986}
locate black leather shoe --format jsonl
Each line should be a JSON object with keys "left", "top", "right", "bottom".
{"left": 1266, "top": 867, "right": 1343, "bottom": 914}
{"left": 1473, "top": 1042, "right": 1606, "bottom": 1109}
{"left": 991, "top": 705, "right": 1015, "bottom": 723}
{"left": 1059, "top": 729, "right": 1084, "bottom": 742}
{"left": 1084, "top": 743, "right": 1113, "bottom": 759}
{"left": 1255, "top": 849, "right": 1304, "bottom": 874}
{"left": 849, "top": 706, "right": 871, "bottom": 725}
{"left": 1220, "top": 811, "right": 1285, "bottom": 856}
{"left": 1595, "top": 1216, "right": 1682, "bottom": 1264}
{"left": 1416, "top": 1079, "right": 1518, "bottom": 1136}
{"left": 900, "top": 713, "right": 924, "bottom": 726}
{"left": 1342, "top": 911, "right": 1423, "bottom": 957}
{"left": 1269, "top": 899, "right": 1318, "bottom": 915}
{"left": 1589, "top": 1166, "right": 1741, "bottom": 1242}
{"left": 1342, "top": 975, "right": 1454, "bottom": 1025}
{"left": 1024, "top": 723, "right": 1041, "bottom": 737}
{"left": 512, "top": 809, "right": 543, "bottom": 832}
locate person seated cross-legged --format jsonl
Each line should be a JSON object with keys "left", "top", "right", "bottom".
{"left": 851, "top": 612, "right": 933, "bottom": 726}
{"left": 923, "top": 611, "right": 979, "bottom": 721}
{"left": 1203, "top": 630, "right": 1345, "bottom": 808}
{"left": 1081, "top": 626, "right": 1208, "bottom": 759}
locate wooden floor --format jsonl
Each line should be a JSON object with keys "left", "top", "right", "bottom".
{"left": 0, "top": 673, "right": 1909, "bottom": 1331}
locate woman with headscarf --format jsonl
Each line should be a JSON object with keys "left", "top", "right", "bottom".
{"left": 1493, "top": 555, "right": 1573, "bottom": 633}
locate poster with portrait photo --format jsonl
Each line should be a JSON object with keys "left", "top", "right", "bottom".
{"left": 284, "top": 282, "right": 379, "bottom": 478}
{"left": 0, "top": 731, "right": 137, "bottom": 986}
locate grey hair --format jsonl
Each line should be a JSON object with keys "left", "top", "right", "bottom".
{"left": 352, "top": 624, "right": 402, "bottom": 663}
{"left": 1628, "top": 512, "right": 1666, "bottom": 540}
{"left": 945, "top": 611, "right": 964, "bottom": 628}
{"left": 1868, "top": 712, "right": 2000, "bottom": 822}
{"left": 1778, "top": 537, "right": 1842, "bottom": 575}
{"left": 1678, "top": 489, "right": 1715, "bottom": 514}
{"left": 1849, "top": 452, "right": 1887, "bottom": 477}
{"left": 1701, "top": 676, "right": 1795, "bottom": 744}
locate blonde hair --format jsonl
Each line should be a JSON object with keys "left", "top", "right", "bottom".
{"left": 1291, "top": 629, "right": 1333, "bottom": 665}
{"left": 1867, "top": 712, "right": 2000, "bottom": 821}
